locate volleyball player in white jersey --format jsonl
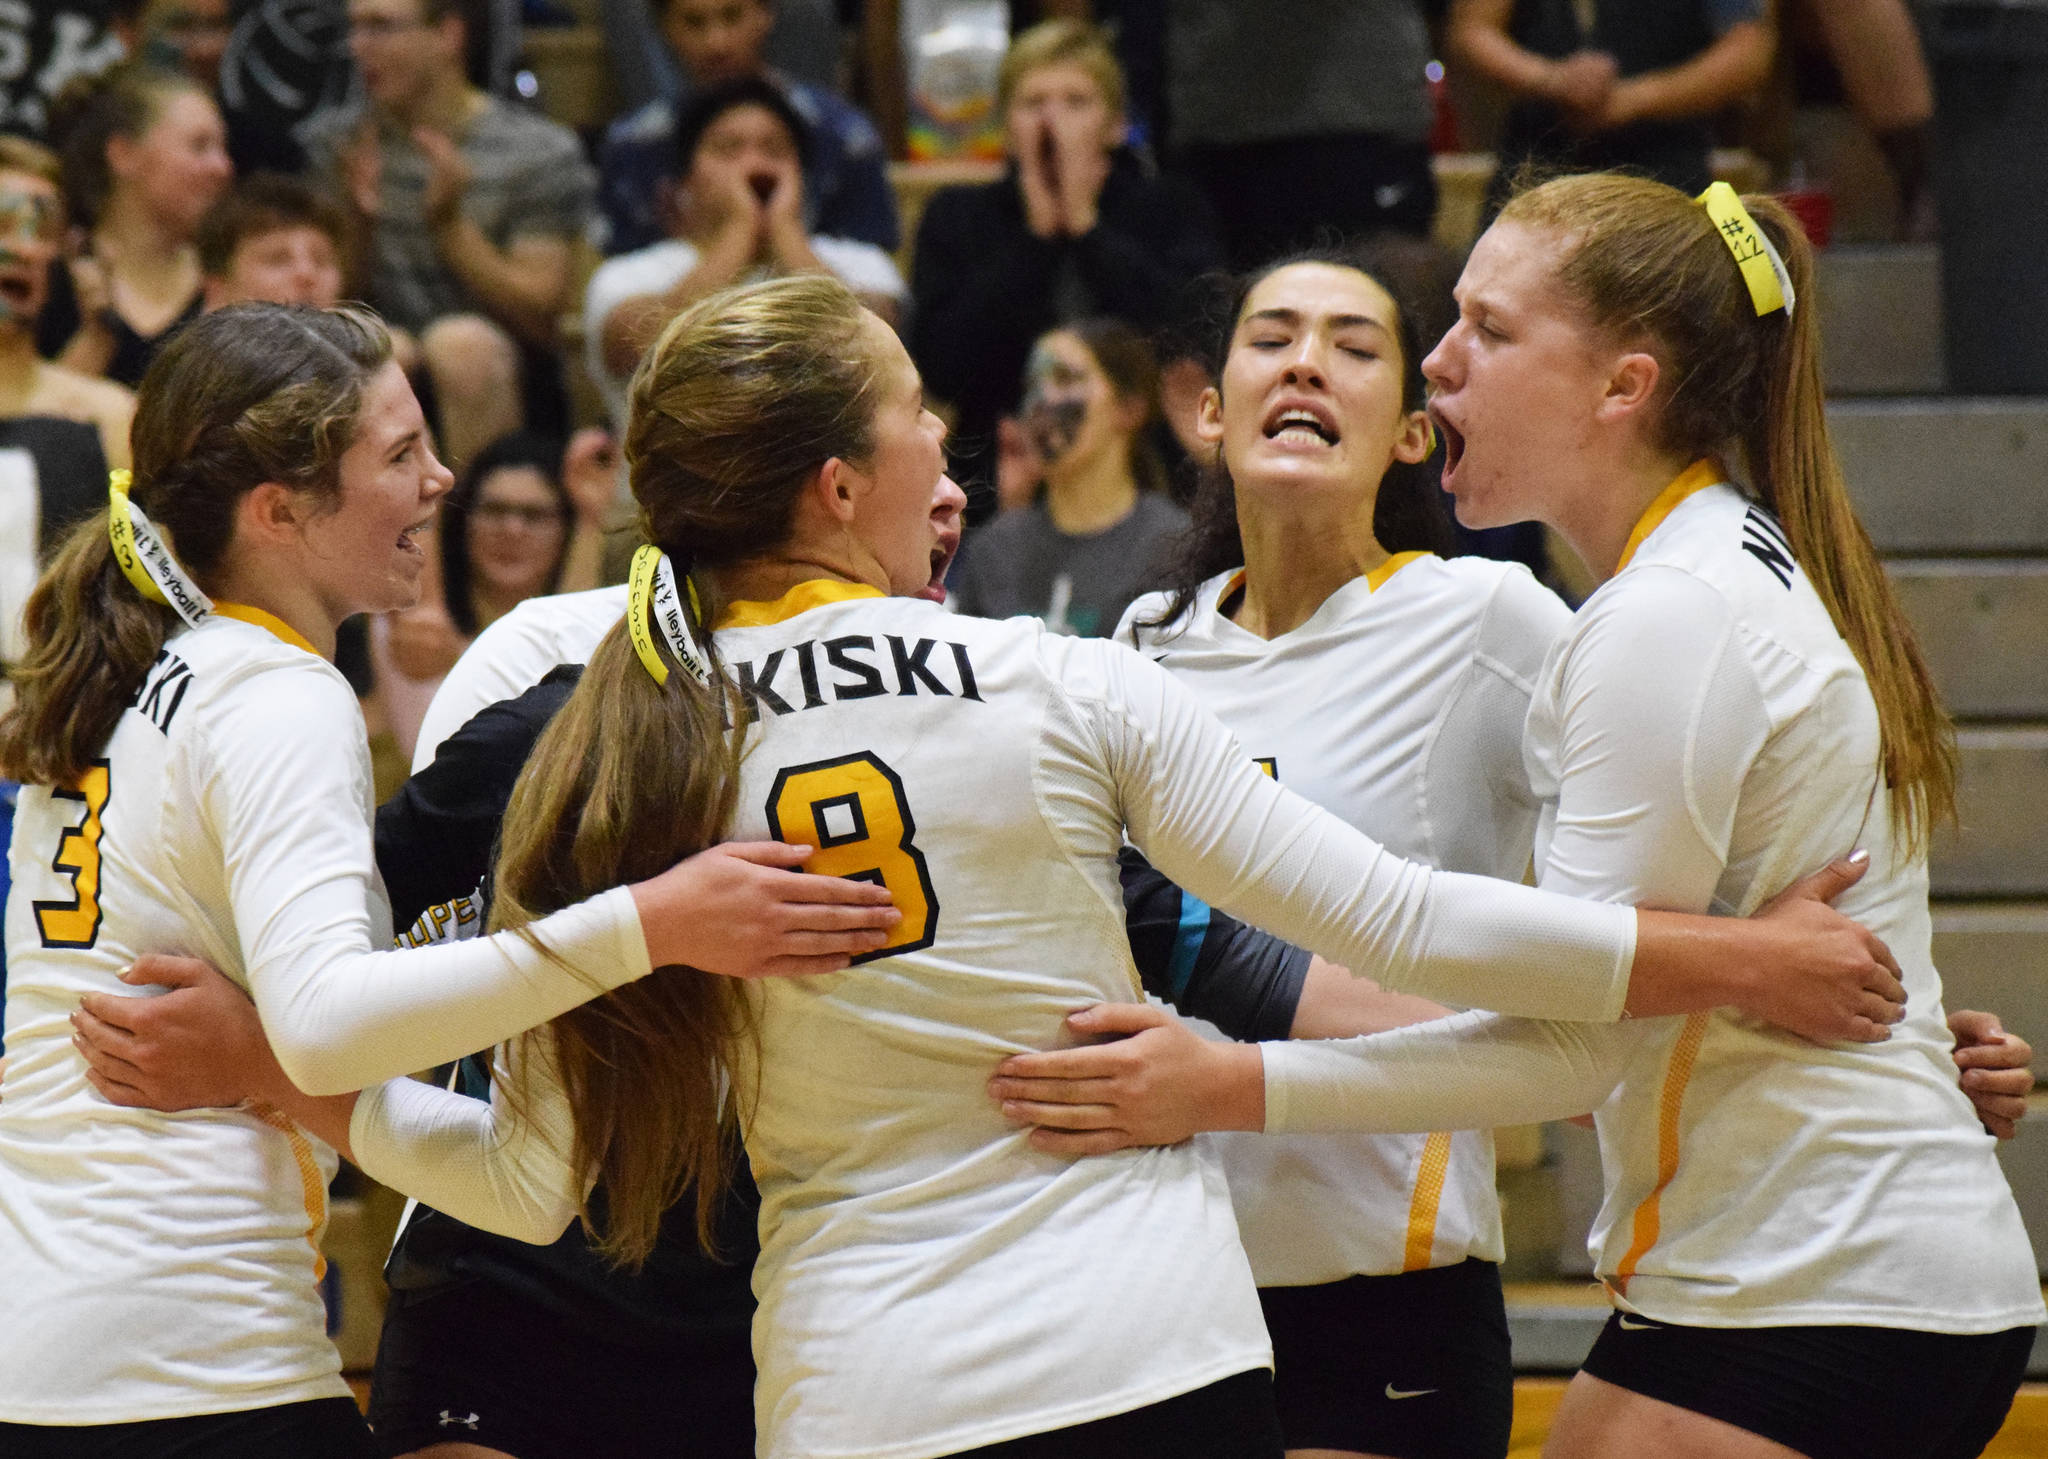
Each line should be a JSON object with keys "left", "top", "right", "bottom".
{"left": 0, "top": 303, "right": 898, "bottom": 1454}
{"left": 1114, "top": 249, "right": 1567, "bottom": 1459}
{"left": 145, "top": 275, "right": 1930, "bottom": 1459}
{"left": 995, "top": 177, "right": 2044, "bottom": 1459}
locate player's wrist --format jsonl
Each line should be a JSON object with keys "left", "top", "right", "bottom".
{"left": 1205, "top": 1041, "right": 1266, "bottom": 1132}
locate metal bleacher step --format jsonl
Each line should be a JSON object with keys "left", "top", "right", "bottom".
{"left": 1933, "top": 901, "right": 2048, "bottom": 1018}
{"left": 1891, "top": 561, "right": 2048, "bottom": 720}
{"left": 1815, "top": 244, "right": 1945, "bottom": 397}
{"left": 1933, "top": 728, "right": 2048, "bottom": 897}
{"left": 1832, "top": 397, "right": 2048, "bottom": 553}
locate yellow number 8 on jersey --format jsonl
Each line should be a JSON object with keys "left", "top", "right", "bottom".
{"left": 767, "top": 752, "right": 938, "bottom": 963}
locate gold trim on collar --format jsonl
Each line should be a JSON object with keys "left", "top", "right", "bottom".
{"left": 212, "top": 601, "right": 319, "bottom": 655}
{"left": 1615, "top": 461, "right": 1722, "bottom": 574}
{"left": 717, "top": 579, "right": 887, "bottom": 630}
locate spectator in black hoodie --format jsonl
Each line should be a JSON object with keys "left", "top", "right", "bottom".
{"left": 910, "top": 19, "right": 1222, "bottom": 522}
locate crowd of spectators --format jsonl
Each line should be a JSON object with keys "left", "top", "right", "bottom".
{"left": 0, "top": 0, "right": 1951, "bottom": 800}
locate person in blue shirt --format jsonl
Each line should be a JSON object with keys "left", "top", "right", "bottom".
{"left": 596, "top": 0, "right": 898, "bottom": 257}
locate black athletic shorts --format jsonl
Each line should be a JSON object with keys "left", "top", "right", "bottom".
{"left": 941, "top": 1369, "right": 1284, "bottom": 1459}
{"left": 367, "top": 1280, "right": 754, "bottom": 1459}
{"left": 1259, "top": 1258, "right": 1513, "bottom": 1459}
{"left": 0, "top": 1397, "right": 375, "bottom": 1458}
{"left": 1580, "top": 1310, "right": 2035, "bottom": 1459}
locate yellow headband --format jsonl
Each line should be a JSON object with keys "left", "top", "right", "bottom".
{"left": 108, "top": 470, "right": 212, "bottom": 627}
{"left": 626, "top": 543, "right": 713, "bottom": 689}
{"left": 1696, "top": 182, "right": 1794, "bottom": 319}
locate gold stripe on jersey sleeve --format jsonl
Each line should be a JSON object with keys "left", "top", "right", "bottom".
{"left": 1614, "top": 461, "right": 1722, "bottom": 573}
{"left": 1611, "top": 1011, "right": 1711, "bottom": 1294}
{"left": 718, "top": 579, "right": 886, "bottom": 629}
{"left": 1400, "top": 1130, "right": 1455, "bottom": 1272}
{"left": 248, "top": 1102, "right": 330, "bottom": 1281}
{"left": 212, "top": 601, "right": 318, "bottom": 655}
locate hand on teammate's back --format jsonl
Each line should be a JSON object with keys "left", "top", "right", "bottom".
{"left": 986, "top": 1002, "right": 1265, "bottom": 1155}
{"left": 1950, "top": 1010, "right": 2034, "bottom": 1139}
{"left": 631, "top": 840, "right": 901, "bottom": 977}
{"left": 1730, "top": 852, "right": 1907, "bottom": 1044}
{"left": 72, "top": 956, "right": 291, "bottom": 1112}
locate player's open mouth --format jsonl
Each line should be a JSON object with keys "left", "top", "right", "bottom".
{"left": 915, "top": 538, "right": 955, "bottom": 603}
{"left": 0, "top": 272, "right": 33, "bottom": 312}
{"left": 1262, "top": 400, "right": 1339, "bottom": 446}
{"left": 1430, "top": 404, "right": 1465, "bottom": 483}
{"left": 397, "top": 519, "right": 433, "bottom": 555}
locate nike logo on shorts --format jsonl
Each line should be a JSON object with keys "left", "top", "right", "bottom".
{"left": 1617, "top": 1314, "right": 1665, "bottom": 1331}
{"left": 1385, "top": 1384, "right": 1439, "bottom": 1400}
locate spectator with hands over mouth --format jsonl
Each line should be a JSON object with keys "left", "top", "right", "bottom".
{"left": 911, "top": 19, "right": 1223, "bottom": 519}
{"left": 583, "top": 77, "right": 903, "bottom": 426}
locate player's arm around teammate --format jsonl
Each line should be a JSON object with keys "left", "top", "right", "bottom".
{"left": 995, "top": 178, "right": 2043, "bottom": 1459}
{"left": 55, "top": 276, "right": 1939, "bottom": 1459}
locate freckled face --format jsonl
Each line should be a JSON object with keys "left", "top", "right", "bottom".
{"left": 1423, "top": 221, "right": 1617, "bottom": 530}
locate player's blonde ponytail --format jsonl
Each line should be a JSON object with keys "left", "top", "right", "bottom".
{"left": 1500, "top": 173, "right": 1955, "bottom": 853}
{"left": 490, "top": 275, "right": 883, "bottom": 1266}
{"left": 0, "top": 304, "right": 389, "bottom": 786}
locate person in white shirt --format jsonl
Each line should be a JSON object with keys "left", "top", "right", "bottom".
{"left": 0, "top": 302, "right": 896, "bottom": 1453}
{"left": 992, "top": 176, "right": 2044, "bottom": 1459}
{"left": 1115, "top": 247, "right": 1569, "bottom": 1459}
{"left": 583, "top": 76, "right": 904, "bottom": 425}
{"left": 98, "top": 276, "right": 1923, "bottom": 1459}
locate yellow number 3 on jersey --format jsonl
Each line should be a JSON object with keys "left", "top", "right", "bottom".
{"left": 767, "top": 752, "right": 938, "bottom": 963}
{"left": 36, "top": 759, "right": 112, "bottom": 950}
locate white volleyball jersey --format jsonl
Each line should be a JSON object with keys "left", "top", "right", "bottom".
{"left": 346, "top": 580, "right": 1637, "bottom": 1457}
{"left": 0, "top": 610, "right": 652, "bottom": 1425}
{"left": 412, "top": 584, "right": 627, "bottom": 770}
{"left": 640, "top": 581, "right": 1635, "bottom": 1458}
{"left": 1, "top": 616, "right": 353, "bottom": 1423}
{"left": 1265, "top": 472, "right": 2044, "bottom": 1333}
{"left": 1122, "top": 553, "right": 1571, "bottom": 1285}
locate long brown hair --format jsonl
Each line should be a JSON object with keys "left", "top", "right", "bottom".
{"left": 0, "top": 303, "right": 392, "bottom": 787}
{"left": 490, "top": 275, "right": 884, "bottom": 1266}
{"left": 1140, "top": 243, "right": 1451, "bottom": 640}
{"left": 1500, "top": 171, "right": 1954, "bottom": 851}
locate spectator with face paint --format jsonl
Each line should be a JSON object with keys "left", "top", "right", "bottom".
{"left": 947, "top": 317, "right": 1186, "bottom": 638}
{"left": 0, "top": 134, "right": 136, "bottom": 658}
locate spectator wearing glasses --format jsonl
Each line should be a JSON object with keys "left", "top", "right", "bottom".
{"left": 299, "top": 0, "right": 595, "bottom": 467}
{"left": 365, "top": 429, "right": 613, "bottom": 769}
